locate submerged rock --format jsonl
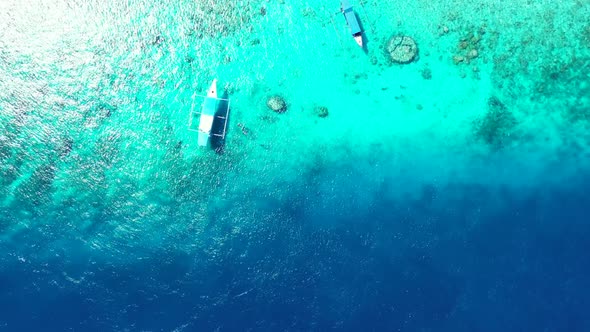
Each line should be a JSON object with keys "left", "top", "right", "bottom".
{"left": 151, "top": 35, "right": 164, "bottom": 46}
{"left": 237, "top": 123, "right": 251, "bottom": 136}
{"left": 314, "top": 106, "right": 329, "bottom": 118}
{"left": 453, "top": 55, "right": 465, "bottom": 65}
{"left": 421, "top": 67, "right": 432, "bottom": 80}
{"left": 467, "top": 49, "right": 479, "bottom": 60}
{"left": 386, "top": 36, "right": 418, "bottom": 64}
{"left": 267, "top": 95, "right": 287, "bottom": 113}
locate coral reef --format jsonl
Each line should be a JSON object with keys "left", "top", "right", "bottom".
{"left": 386, "top": 36, "right": 418, "bottom": 64}
{"left": 267, "top": 95, "right": 288, "bottom": 113}
{"left": 190, "top": 0, "right": 255, "bottom": 39}
{"left": 452, "top": 28, "right": 484, "bottom": 66}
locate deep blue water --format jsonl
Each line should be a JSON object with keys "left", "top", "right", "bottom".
{"left": 2, "top": 179, "right": 590, "bottom": 331}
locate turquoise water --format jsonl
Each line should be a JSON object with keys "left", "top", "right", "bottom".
{"left": 1, "top": 0, "right": 590, "bottom": 330}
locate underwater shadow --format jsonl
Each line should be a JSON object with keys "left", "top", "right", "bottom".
{"left": 210, "top": 90, "right": 230, "bottom": 154}
{"left": 356, "top": 12, "right": 368, "bottom": 54}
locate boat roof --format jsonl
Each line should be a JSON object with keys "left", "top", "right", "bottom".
{"left": 202, "top": 97, "right": 217, "bottom": 116}
{"left": 341, "top": 0, "right": 352, "bottom": 10}
{"left": 343, "top": 7, "right": 361, "bottom": 35}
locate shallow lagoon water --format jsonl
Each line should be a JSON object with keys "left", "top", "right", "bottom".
{"left": 1, "top": 0, "right": 590, "bottom": 330}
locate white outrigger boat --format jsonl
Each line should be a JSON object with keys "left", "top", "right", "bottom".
{"left": 341, "top": 0, "right": 363, "bottom": 48}
{"left": 188, "top": 79, "right": 230, "bottom": 147}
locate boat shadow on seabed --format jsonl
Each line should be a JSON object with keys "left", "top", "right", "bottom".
{"left": 356, "top": 12, "right": 368, "bottom": 54}
{"left": 210, "top": 90, "right": 230, "bottom": 154}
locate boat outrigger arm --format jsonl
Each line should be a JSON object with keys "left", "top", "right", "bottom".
{"left": 188, "top": 79, "right": 230, "bottom": 147}
{"left": 341, "top": 0, "right": 363, "bottom": 48}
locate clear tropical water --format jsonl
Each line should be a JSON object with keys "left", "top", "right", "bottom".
{"left": 1, "top": 0, "right": 590, "bottom": 330}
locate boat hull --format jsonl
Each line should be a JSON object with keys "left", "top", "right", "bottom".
{"left": 341, "top": 1, "right": 363, "bottom": 48}
{"left": 197, "top": 80, "right": 218, "bottom": 147}
{"left": 353, "top": 34, "right": 363, "bottom": 48}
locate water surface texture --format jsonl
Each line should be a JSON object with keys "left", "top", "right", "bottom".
{"left": 1, "top": 0, "right": 590, "bottom": 331}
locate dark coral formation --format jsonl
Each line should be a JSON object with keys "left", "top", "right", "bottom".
{"left": 474, "top": 97, "right": 517, "bottom": 148}
{"left": 190, "top": 0, "right": 255, "bottom": 39}
{"left": 314, "top": 106, "right": 329, "bottom": 118}
{"left": 483, "top": 8, "right": 590, "bottom": 135}
{"left": 452, "top": 28, "right": 484, "bottom": 66}
{"left": 14, "top": 163, "right": 57, "bottom": 208}
{"left": 421, "top": 67, "right": 432, "bottom": 80}
{"left": 582, "top": 24, "right": 590, "bottom": 47}
{"left": 534, "top": 58, "right": 590, "bottom": 124}
{"left": 566, "top": 102, "right": 590, "bottom": 123}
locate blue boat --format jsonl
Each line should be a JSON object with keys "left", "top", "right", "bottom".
{"left": 341, "top": 0, "right": 363, "bottom": 47}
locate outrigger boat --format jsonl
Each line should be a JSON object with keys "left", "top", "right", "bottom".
{"left": 341, "top": 0, "right": 363, "bottom": 48}
{"left": 188, "top": 79, "right": 230, "bottom": 147}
